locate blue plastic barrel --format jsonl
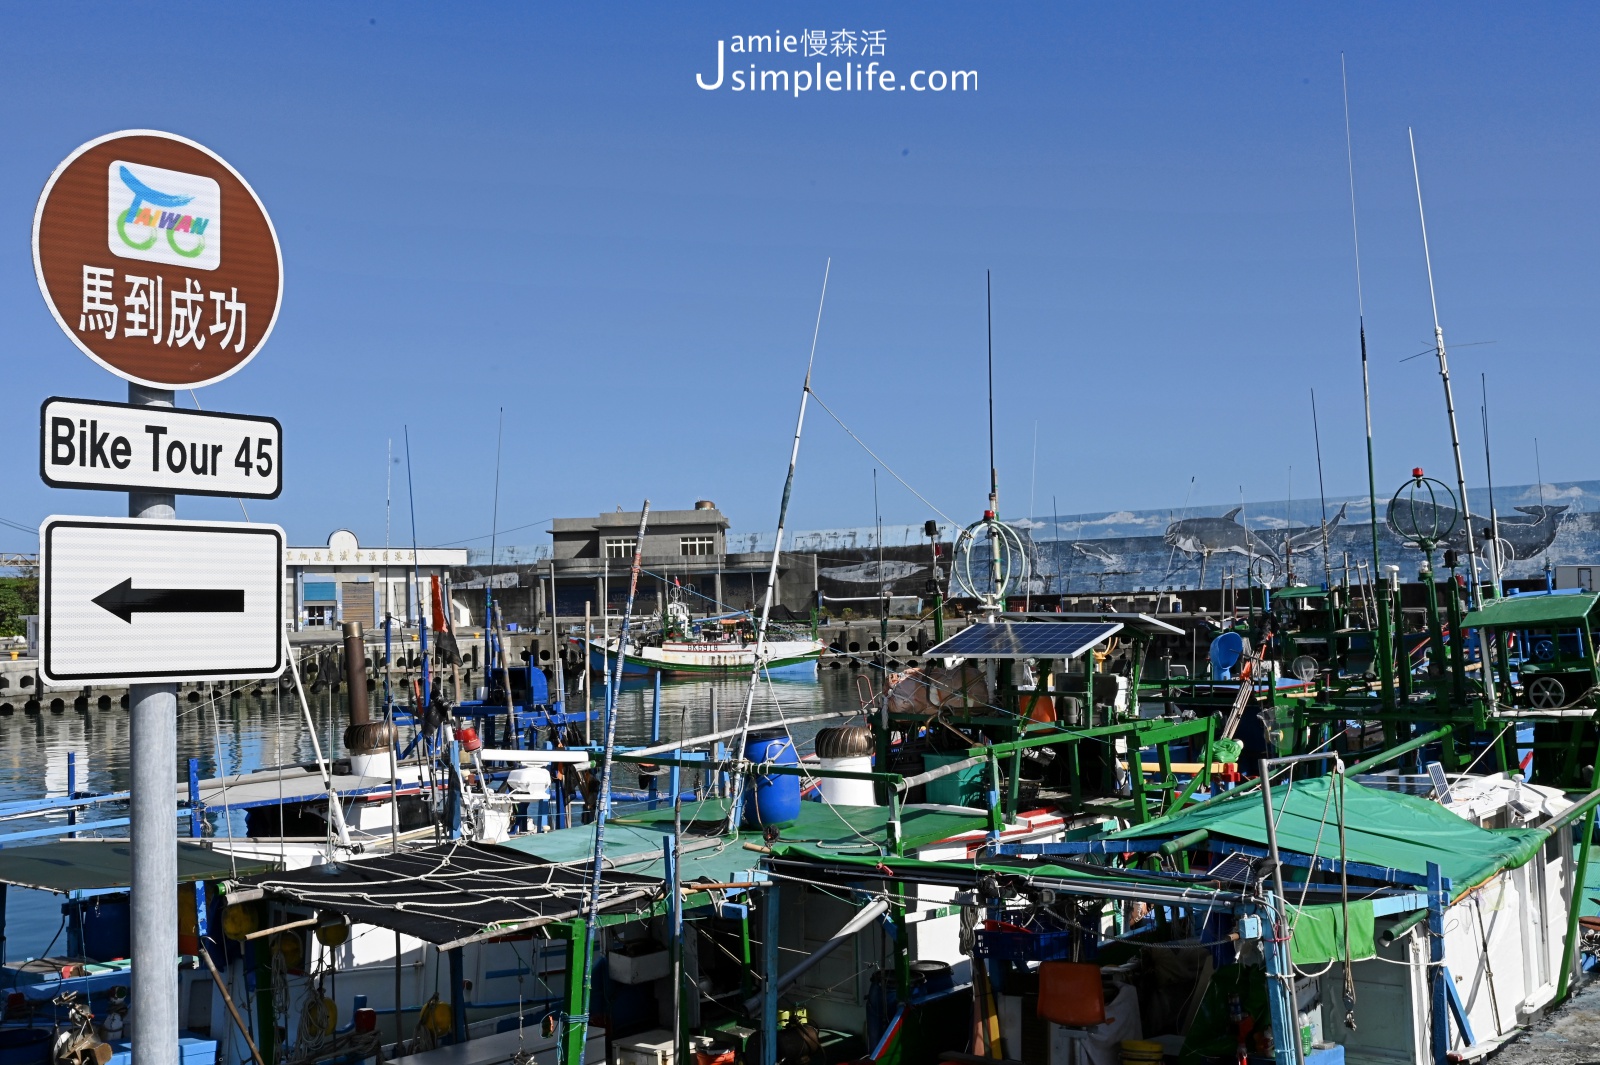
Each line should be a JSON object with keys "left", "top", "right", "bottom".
{"left": 82, "top": 894, "right": 132, "bottom": 962}
{"left": 742, "top": 730, "right": 800, "bottom": 828}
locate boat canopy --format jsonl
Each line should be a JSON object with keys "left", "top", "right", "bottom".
{"left": 1462, "top": 590, "right": 1600, "bottom": 629}
{"left": 503, "top": 798, "right": 990, "bottom": 875}
{"left": 0, "top": 840, "right": 277, "bottom": 893}
{"left": 1111, "top": 775, "right": 1547, "bottom": 896}
{"left": 239, "top": 840, "right": 660, "bottom": 949}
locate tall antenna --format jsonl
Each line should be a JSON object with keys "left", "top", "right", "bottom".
{"left": 986, "top": 270, "right": 997, "bottom": 517}
{"left": 1480, "top": 373, "right": 1502, "bottom": 593}
{"left": 1536, "top": 437, "right": 1546, "bottom": 510}
{"left": 1311, "top": 389, "right": 1334, "bottom": 590}
{"left": 1342, "top": 53, "right": 1396, "bottom": 709}
{"left": 1409, "top": 128, "right": 1482, "bottom": 604}
{"left": 488, "top": 408, "right": 505, "bottom": 566}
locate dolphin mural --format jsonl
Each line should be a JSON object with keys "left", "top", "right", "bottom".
{"left": 818, "top": 560, "right": 927, "bottom": 585}
{"left": 1283, "top": 502, "right": 1348, "bottom": 553}
{"left": 1164, "top": 507, "right": 1281, "bottom": 564}
{"left": 1385, "top": 501, "right": 1568, "bottom": 561}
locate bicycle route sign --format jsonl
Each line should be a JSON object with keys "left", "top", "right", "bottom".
{"left": 40, "top": 396, "right": 282, "bottom": 498}
{"left": 32, "top": 130, "right": 283, "bottom": 389}
{"left": 39, "top": 517, "right": 285, "bottom": 685}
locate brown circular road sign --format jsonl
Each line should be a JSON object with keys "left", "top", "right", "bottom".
{"left": 33, "top": 130, "right": 283, "bottom": 389}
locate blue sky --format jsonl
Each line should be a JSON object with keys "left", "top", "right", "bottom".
{"left": 2, "top": 4, "right": 1595, "bottom": 554}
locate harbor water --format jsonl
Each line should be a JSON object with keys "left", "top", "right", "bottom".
{"left": 0, "top": 669, "right": 858, "bottom": 961}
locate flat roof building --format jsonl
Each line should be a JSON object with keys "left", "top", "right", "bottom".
{"left": 285, "top": 529, "right": 467, "bottom": 631}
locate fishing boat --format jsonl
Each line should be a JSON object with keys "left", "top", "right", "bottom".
{"left": 574, "top": 602, "right": 825, "bottom": 677}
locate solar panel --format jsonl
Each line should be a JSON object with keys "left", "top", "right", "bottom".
{"left": 1206, "top": 851, "right": 1258, "bottom": 887}
{"left": 924, "top": 620, "right": 1123, "bottom": 661}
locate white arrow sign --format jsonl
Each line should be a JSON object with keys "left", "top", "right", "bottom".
{"left": 41, "top": 516, "right": 285, "bottom": 685}
{"left": 40, "top": 397, "right": 282, "bottom": 498}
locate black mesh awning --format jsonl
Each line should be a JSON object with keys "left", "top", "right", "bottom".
{"left": 240, "top": 841, "right": 660, "bottom": 949}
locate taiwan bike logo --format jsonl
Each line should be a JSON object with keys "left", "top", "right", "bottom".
{"left": 105, "top": 160, "right": 221, "bottom": 271}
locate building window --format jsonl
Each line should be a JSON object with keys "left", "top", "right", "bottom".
{"left": 603, "top": 537, "right": 637, "bottom": 559}
{"left": 680, "top": 535, "right": 716, "bottom": 556}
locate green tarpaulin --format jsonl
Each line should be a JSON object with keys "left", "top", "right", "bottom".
{"left": 1288, "top": 900, "right": 1376, "bottom": 965}
{"left": 1462, "top": 590, "right": 1599, "bottom": 629}
{"left": 1113, "top": 776, "right": 1546, "bottom": 894}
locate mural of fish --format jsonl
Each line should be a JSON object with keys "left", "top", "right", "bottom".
{"left": 1385, "top": 501, "right": 1568, "bottom": 561}
{"left": 1283, "top": 502, "right": 1348, "bottom": 552}
{"left": 817, "top": 560, "right": 927, "bottom": 585}
{"left": 1163, "top": 506, "right": 1281, "bottom": 564}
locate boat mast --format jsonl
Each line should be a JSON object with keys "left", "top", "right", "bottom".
{"left": 725, "top": 260, "right": 831, "bottom": 834}
{"left": 1408, "top": 129, "right": 1482, "bottom": 607}
{"left": 569, "top": 500, "right": 650, "bottom": 1059}
{"left": 1480, "top": 374, "right": 1503, "bottom": 595}
{"left": 986, "top": 271, "right": 1001, "bottom": 607}
{"left": 1341, "top": 55, "right": 1396, "bottom": 710}
{"left": 1311, "top": 390, "right": 1334, "bottom": 591}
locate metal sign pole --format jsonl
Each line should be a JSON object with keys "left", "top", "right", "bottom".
{"left": 127, "top": 382, "right": 179, "bottom": 1065}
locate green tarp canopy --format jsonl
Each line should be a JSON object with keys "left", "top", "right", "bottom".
{"left": 0, "top": 841, "right": 278, "bottom": 893}
{"left": 1112, "top": 776, "right": 1546, "bottom": 895}
{"left": 1462, "top": 591, "right": 1599, "bottom": 629}
{"left": 502, "top": 798, "right": 989, "bottom": 878}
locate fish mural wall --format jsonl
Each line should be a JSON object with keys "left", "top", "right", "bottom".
{"left": 987, "top": 480, "right": 1599, "bottom": 594}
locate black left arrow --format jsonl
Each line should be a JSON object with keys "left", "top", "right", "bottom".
{"left": 92, "top": 578, "right": 245, "bottom": 623}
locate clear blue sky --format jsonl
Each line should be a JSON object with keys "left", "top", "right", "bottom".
{"left": 2, "top": 4, "right": 1594, "bottom": 553}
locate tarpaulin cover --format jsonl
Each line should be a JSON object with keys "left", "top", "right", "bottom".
{"left": 1462, "top": 590, "right": 1599, "bottom": 629}
{"left": 0, "top": 841, "right": 278, "bottom": 893}
{"left": 1113, "top": 776, "right": 1546, "bottom": 893}
{"left": 1287, "top": 900, "right": 1376, "bottom": 965}
{"left": 241, "top": 840, "right": 658, "bottom": 945}
{"left": 505, "top": 797, "right": 988, "bottom": 870}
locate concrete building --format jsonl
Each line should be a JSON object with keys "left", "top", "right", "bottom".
{"left": 547, "top": 501, "right": 786, "bottom": 617}
{"left": 285, "top": 529, "right": 467, "bottom": 631}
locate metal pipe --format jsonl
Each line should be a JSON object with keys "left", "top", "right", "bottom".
{"left": 128, "top": 382, "right": 179, "bottom": 1065}
{"left": 1536, "top": 788, "right": 1600, "bottom": 832}
{"left": 1345, "top": 726, "right": 1453, "bottom": 777}
{"left": 1158, "top": 829, "right": 1209, "bottom": 857}
{"left": 1380, "top": 907, "right": 1429, "bottom": 946}
{"left": 627, "top": 708, "right": 856, "bottom": 759}
{"left": 744, "top": 897, "right": 889, "bottom": 1011}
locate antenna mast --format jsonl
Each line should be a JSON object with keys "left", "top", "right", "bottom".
{"left": 1480, "top": 374, "right": 1503, "bottom": 594}
{"left": 1311, "top": 390, "right": 1334, "bottom": 590}
{"left": 1409, "top": 129, "right": 1482, "bottom": 606}
{"left": 986, "top": 271, "right": 1001, "bottom": 606}
{"left": 1342, "top": 54, "right": 1396, "bottom": 709}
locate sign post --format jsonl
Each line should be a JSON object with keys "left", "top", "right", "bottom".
{"left": 33, "top": 130, "right": 282, "bottom": 1065}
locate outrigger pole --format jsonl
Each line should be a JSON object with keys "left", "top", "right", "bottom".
{"left": 725, "top": 259, "right": 831, "bottom": 834}
{"left": 566, "top": 500, "right": 650, "bottom": 1060}
{"left": 1410, "top": 128, "right": 1499, "bottom": 707}
{"left": 1341, "top": 55, "right": 1396, "bottom": 711}
{"left": 1408, "top": 129, "right": 1482, "bottom": 606}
